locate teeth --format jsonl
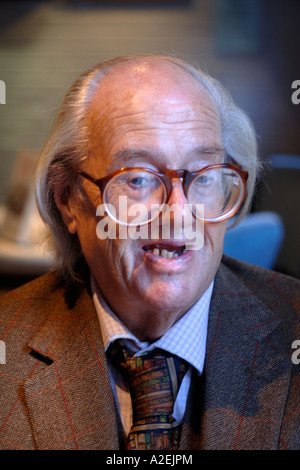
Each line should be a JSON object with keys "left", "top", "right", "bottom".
{"left": 146, "top": 247, "right": 187, "bottom": 259}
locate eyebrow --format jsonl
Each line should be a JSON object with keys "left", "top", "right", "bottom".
{"left": 106, "top": 149, "right": 156, "bottom": 172}
{"left": 192, "top": 145, "right": 225, "bottom": 156}
{"left": 106, "top": 145, "right": 225, "bottom": 172}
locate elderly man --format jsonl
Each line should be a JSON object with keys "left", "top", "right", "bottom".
{"left": 0, "top": 55, "right": 299, "bottom": 451}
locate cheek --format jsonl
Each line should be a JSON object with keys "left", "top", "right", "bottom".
{"left": 76, "top": 214, "right": 99, "bottom": 258}
{"left": 203, "top": 221, "right": 227, "bottom": 254}
{"left": 81, "top": 215, "right": 137, "bottom": 279}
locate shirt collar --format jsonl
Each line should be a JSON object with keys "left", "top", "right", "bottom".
{"left": 91, "top": 275, "right": 213, "bottom": 376}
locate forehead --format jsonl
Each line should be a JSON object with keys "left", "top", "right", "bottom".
{"left": 89, "top": 59, "right": 217, "bottom": 115}
{"left": 85, "top": 60, "right": 222, "bottom": 168}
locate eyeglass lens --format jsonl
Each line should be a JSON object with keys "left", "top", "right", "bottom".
{"left": 103, "top": 167, "right": 243, "bottom": 225}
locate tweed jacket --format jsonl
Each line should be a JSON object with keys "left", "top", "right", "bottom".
{"left": 0, "top": 255, "right": 300, "bottom": 450}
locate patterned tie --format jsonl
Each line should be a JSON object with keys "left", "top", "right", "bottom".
{"left": 108, "top": 340, "right": 188, "bottom": 450}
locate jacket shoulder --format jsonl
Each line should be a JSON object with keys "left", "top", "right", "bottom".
{"left": 218, "top": 255, "right": 300, "bottom": 318}
{"left": 220, "top": 254, "right": 300, "bottom": 293}
{"left": 0, "top": 269, "right": 90, "bottom": 310}
{"left": 1, "top": 270, "right": 64, "bottom": 301}
{"left": 3, "top": 271, "right": 65, "bottom": 329}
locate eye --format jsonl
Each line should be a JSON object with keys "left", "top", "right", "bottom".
{"left": 128, "top": 173, "right": 150, "bottom": 189}
{"left": 194, "top": 174, "right": 213, "bottom": 186}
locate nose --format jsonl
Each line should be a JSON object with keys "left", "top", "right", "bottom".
{"left": 159, "top": 178, "right": 193, "bottom": 235}
{"left": 166, "top": 178, "right": 188, "bottom": 208}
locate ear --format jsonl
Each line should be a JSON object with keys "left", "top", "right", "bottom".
{"left": 53, "top": 184, "right": 77, "bottom": 234}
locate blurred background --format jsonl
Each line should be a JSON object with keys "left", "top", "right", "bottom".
{"left": 0, "top": 0, "right": 299, "bottom": 293}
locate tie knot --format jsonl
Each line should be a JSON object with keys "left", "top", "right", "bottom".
{"left": 107, "top": 339, "right": 188, "bottom": 385}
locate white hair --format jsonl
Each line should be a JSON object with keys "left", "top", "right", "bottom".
{"left": 35, "top": 54, "right": 260, "bottom": 280}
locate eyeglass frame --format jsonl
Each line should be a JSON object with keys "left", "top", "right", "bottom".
{"left": 71, "top": 163, "right": 249, "bottom": 223}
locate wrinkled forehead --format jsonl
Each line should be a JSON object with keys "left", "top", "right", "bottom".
{"left": 87, "top": 59, "right": 219, "bottom": 122}
{"left": 84, "top": 60, "right": 222, "bottom": 171}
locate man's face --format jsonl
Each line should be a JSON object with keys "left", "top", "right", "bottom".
{"left": 65, "top": 61, "right": 227, "bottom": 341}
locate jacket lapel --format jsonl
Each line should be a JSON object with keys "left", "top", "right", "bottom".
{"left": 180, "top": 262, "right": 293, "bottom": 450}
{"left": 23, "top": 282, "right": 122, "bottom": 450}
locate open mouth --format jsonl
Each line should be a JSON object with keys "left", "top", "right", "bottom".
{"left": 142, "top": 244, "right": 188, "bottom": 259}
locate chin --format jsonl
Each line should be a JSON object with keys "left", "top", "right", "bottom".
{"left": 143, "top": 280, "right": 199, "bottom": 315}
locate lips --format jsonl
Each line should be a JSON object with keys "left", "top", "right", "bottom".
{"left": 142, "top": 243, "right": 188, "bottom": 259}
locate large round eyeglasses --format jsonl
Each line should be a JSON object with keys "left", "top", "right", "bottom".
{"left": 72, "top": 164, "right": 248, "bottom": 226}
